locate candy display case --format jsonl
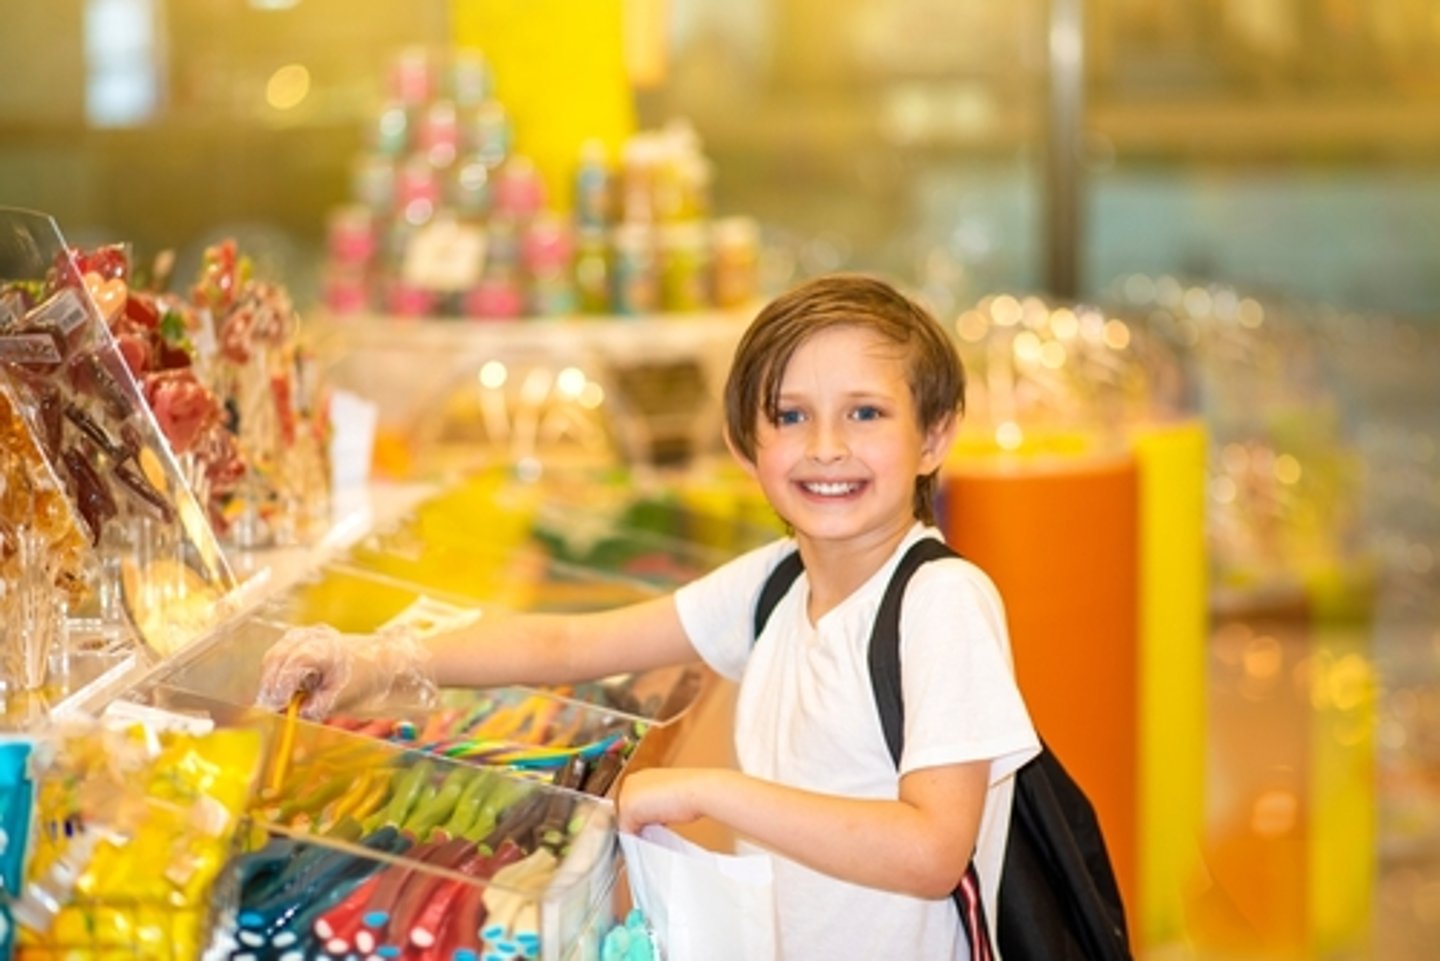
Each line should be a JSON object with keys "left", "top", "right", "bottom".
{"left": 35, "top": 689, "right": 621, "bottom": 961}
{"left": 258, "top": 554, "right": 695, "bottom": 725}
{"left": 313, "top": 685, "right": 648, "bottom": 794}
{"left": 134, "top": 562, "right": 701, "bottom": 787}
{"left": 222, "top": 787, "right": 618, "bottom": 961}
{"left": 116, "top": 470, "right": 720, "bottom": 719}
{"left": 140, "top": 614, "right": 656, "bottom": 792}
{"left": 0, "top": 265, "right": 765, "bottom": 955}
{"left": 232, "top": 710, "right": 618, "bottom": 961}
{"left": 0, "top": 208, "right": 239, "bottom": 722}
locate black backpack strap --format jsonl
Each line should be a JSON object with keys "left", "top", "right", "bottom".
{"left": 753, "top": 550, "right": 806, "bottom": 641}
{"left": 867, "top": 539, "right": 995, "bottom": 961}
{"left": 869, "top": 537, "right": 958, "bottom": 766}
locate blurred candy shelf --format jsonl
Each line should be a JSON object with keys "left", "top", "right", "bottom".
{"left": 323, "top": 44, "right": 760, "bottom": 324}
{"left": 312, "top": 305, "right": 755, "bottom": 479}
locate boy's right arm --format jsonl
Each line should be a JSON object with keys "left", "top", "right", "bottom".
{"left": 428, "top": 594, "right": 696, "bottom": 688}
{"left": 256, "top": 594, "right": 696, "bottom": 719}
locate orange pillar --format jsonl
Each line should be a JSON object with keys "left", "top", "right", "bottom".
{"left": 944, "top": 454, "right": 1140, "bottom": 924}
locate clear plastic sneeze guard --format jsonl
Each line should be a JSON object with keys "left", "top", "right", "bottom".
{"left": 0, "top": 207, "right": 238, "bottom": 722}
{"left": 134, "top": 611, "right": 654, "bottom": 799}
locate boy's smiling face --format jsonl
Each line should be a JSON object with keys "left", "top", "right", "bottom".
{"left": 740, "top": 324, "right": 954, "bottom": 552}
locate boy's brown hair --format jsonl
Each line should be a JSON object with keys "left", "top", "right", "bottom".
{"left": 723, "top": 273, "right": 965, "bottom": 525}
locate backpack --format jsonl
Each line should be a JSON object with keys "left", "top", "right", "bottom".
{"left": 754, "top": 537, "right": 1133, "bottom": 961}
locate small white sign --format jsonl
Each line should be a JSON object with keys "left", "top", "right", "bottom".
{"left": 402, "top": 219, "right": 487, "bottom": 292}
{"left": 381, "top": 595, "right": 483, "bottom": 639}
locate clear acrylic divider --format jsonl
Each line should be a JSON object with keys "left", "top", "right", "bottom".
{"left": 0, "top": 207, "right": 237, "bottom": 716}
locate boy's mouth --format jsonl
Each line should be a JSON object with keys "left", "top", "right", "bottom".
{"left": 800, "top": 480, "right": 864, "bottom": 497}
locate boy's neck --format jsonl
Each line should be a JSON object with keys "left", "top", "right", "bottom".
{"left": 795, "top": 519, "right": 922, "bottom": 623}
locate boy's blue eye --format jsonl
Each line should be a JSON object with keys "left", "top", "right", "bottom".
{"left": 852, "top": 405, "right": 882, "bottom": 422}
{"left": 775, "top": 409, "right": 805, "bottom": 426}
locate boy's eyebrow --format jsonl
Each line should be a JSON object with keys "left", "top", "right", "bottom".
{"left": 778, "top": 381, "right": 906, "bottom": 397}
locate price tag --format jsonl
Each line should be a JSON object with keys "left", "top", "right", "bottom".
{"left": 0, "top": 332, "right": 61, "bottom": 365}
{"left": 36, "top": 286, "right": 89, "bottom": 338}
{"left": 0, "top": 289, "right": 23, "bottom": 325}
{"left": 402, "top": 219, "right": 487, "bottom": 292}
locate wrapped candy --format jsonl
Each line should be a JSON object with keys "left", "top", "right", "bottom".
{"left": 0, "top": 379, "right": 89, "bottom": 600}
{"left": 601, "top": 908, "right": 661, "bottom": 961}
{"left": 12, "top": 720, "right": 265, "bottom": 958}
{"left": 0, "top": 737, "right": 38, "bottom": 958}
{"left": 0, "top": 211, "right": 254, "bottom": 672}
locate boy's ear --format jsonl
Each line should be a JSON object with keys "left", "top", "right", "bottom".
{"left": 723, "top": 426, "right": 759, "bottom": 478}
{"left": 918, "top": 413, "right": 959, "bottom": 475}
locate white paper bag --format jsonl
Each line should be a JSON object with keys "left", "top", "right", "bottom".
{"left": 620, "top": 825, "right": 778, "bottom": 961}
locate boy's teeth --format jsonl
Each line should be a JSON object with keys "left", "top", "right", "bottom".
{"left": 805, "top": 481, "right": 857, "bottom": 495}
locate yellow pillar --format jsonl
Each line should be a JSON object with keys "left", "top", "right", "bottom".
{"left": 1305, "top": 562, "right": 1377, "bottom": 956}
{"left": 450, "top": 0, "right": 637, "bottom": 211}
{"left": 1133, "top": 420, "right": 1209, "bottom": 948}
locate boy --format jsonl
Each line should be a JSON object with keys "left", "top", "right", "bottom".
{"left": 258, "top": 273, "right": 1038, "bottom": 960}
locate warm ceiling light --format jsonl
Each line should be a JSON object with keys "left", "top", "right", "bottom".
{"left": 266, "top": 63, "right": 311, "bottom": 111}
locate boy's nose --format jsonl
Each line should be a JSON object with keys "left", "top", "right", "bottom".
{"left": 807, "top": 423, "right": 849, "bottom": 462}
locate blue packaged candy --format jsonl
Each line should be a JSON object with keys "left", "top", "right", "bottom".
{"left": 0, "top": 738, "right": 38, "bottom": 961}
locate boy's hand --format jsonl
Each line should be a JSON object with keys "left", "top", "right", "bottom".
{"left": 616, "top": 766, "right": 712, "bottom": 834}
{"left": 255, "top": 623, "right": 436, "bottom": 720}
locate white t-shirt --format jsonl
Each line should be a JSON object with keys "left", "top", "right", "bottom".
{"left": 674, "top": 524, "right": 1040, "bottom": 961}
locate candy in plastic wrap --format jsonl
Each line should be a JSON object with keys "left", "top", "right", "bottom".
{"left": 12, "top": 721, "right": 264, "bottom": 958}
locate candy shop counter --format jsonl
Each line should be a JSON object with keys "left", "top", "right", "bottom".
{"left": 3, "top": 465, "right": 774, "bottom": 960}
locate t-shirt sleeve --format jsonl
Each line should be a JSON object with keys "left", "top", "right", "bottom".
{"left": 673, "top": 538, "right": 798, "bottom": 682}
{"left": 897, "top": 558, "right": 1040, "bottom": 783}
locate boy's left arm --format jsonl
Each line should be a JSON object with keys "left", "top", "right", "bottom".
{"left": 616, "top": 761, "right": 989, "bottom": 899}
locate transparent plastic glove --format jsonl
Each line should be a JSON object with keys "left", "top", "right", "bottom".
{"left": 255, "top": 623, "right": 437, "bottom": 720}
